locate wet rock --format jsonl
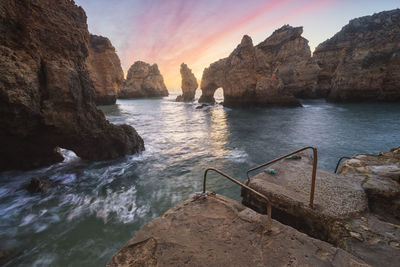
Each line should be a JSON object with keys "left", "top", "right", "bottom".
{"left": 242, "top": 151, "right": 400, "bottom": 266}
{"left": 176, "top": 63, "right": 198, "bottom": 102}
{"left": 87, "top": 34, "right": 124, "bottom": 105}
{"left": 0, "top": 0, "right": 144, "bottom": 171}
{"left": 199, "top": 35, "right": 301, "bottom": 108}
{"left": 195, "top": 104, "right": 209, "bottom": 109}
{"left": 119, "top": 61, "right": 168, "bottom": 98}
{"left": 108, "top": 194, "right": 368, "bottom": 267}
{"left": 26, "top": 177, "right": 55, "bottom": 194}
{"left": 313, "top": 9, "right": 400, "bottom": 102}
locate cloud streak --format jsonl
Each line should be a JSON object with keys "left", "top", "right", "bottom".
{"left": 77, "top": 0, "right": 335, "bottom": 89}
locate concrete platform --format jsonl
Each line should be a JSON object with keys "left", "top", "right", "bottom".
{"left": 242, "top": 151, "right": 400, "bottom": 267}
{"left": 108, "top": 194, "right": 368, "bottom": 267}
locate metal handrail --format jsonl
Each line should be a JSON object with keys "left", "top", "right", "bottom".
{"left": 334, "top": 156, "right": 351, "bottom": 173}
{"left": 203, "top": 168, "right": 272, "bottom": 232}
{"left": 246, "top": 146, "right": 318, "bottom": 209}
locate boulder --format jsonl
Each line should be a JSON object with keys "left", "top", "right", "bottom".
{"left": 0, "top": 0, "right": 144, "bottom": 171}
{"left": 313, "top": 9, "right": 400, "bottom": 102}
{"left": 108, "top": 194, "right": 368, "bottom": 267}
{"left": 87, "top": 34, "right": 124, "bottom": 105}
{"left": 26, "top": 176, "right": 56, "bottom": 194}
{"left": 199, "top": 35, "right": 301, "bottom": 107}
{"left": 119, "top": 61, "right": 169, "bottom": 98}
{"left": 176, "top": 63, "right": 198, "bottom": 102}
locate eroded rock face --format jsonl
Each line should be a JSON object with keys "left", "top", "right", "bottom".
{"left": 87, "top": 34, "right": 124, "bottom": 105}
{"left": 176, "top": 63, "right": 197, "bottom": 102}
{"left": 314, "top": 9, "right": 400, "bottom": 102}
{"left": 256, "top": 25, "right": 322, "bottom": 98}
{"left": 0, "top": 0, "right": 144, "bottom": 171}
{"left": 119, "top": 61, "right": 168, "bottom": 98}
{"left": 199, "top": 35, "right": 301, "bottom": 107}
{"left": 108, "top": 194, "right": 368, "bottom": 267}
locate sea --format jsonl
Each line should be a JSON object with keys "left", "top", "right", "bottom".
{"left": 1, "top": 90, "right": 399, "bottom": 266}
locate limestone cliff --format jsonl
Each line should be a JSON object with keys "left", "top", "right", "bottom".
{"left": 119, "top": 61, "right": 169, "bottom": 98}
{"left": 0, "top": 0, "right": 144, "bottom": 171}
{"left": 199, "top": 35, "right": 300, "bottom": 108}
{"left": 87, "top": 34, "right": 124, "bottom": 105}
{"left": 176, "top": 63, "right": 198, "bottom": 102}
{"left": 314, "top": 9, "right": 400, "bottom": 102}
{"left": 256, "top": 25, "right": 322, "bottom": 98}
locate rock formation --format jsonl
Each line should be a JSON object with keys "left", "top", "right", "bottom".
{"left": 199, "top": 35, "right": 301, "bottom": 108}
{"left": 256, "top": 25, "right": 322, "bottom": 98}
{"left": 313, "top": 9, "right": 400, "bottom": 102}
{"left": 0, "top": 0, "right": 144, "bottom": 172}
{"left": 87, "top": 34, "right": 124, "bottom": 105}
{"left": 108, "top": 194, "right": 368, "bottom": 266}
{"left": 119, "top": 61, "right": 168, "bottom": 98}
{"left": 176, "top": 63, "right": 198, "bottom": 102}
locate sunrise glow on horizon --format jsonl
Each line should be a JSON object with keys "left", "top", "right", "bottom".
{"left": 76, "top": 0, "right": 399, "bottom": 89}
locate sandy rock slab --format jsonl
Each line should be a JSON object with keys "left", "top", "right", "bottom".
{"left": 108, "top": 194, "right": 367, "bottom": 267}
{"left": 242, "top": 151, "right": 400, "bottom": 266}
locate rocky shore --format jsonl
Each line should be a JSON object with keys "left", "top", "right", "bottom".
{"left": 110, "top": 147, "right": 399, "bottom": 266}
{"left": 119, "top": 61, "right": 169, "bottom": 99}
{"left": 0, "top": 0, "right": 144, "bottom": 171}
{"left": 87, "top": 34, "right": 124, "bottom": 105}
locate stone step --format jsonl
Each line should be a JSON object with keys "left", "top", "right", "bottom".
{"left": 108, "top": 194, "right": 368, "bottom": 267}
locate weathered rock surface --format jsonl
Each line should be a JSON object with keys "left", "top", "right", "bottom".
{"left": 119, "top": 61, "right": 168, "bottom": 99}
{"left": 0, "top": 0, "right": 144, "bottom": 171}
{"left": 339, "top": 147, "right": 400, "bottom": 222}
{"left": 313, "top": 9, "right": 400, "bottom": 102}
{"left": 108, "top": 194, "right": 368, "bottom": 267}
{"left": 242, "top": 151, "right": 400, "bottom": 266}
{"left": 87, "top": 34, "right": 124, "bottom": 105}
{"left": 176, "top": 63, "right": 198, "bottom": 102}
{"left": 256, "top": 25, "right": 322, "bottom": 98}
{"left": 199, "top": 35, "right": 301, "bottom": 107}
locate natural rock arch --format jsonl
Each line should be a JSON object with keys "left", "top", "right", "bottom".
{"left": 199, "top": 35, "right": 300, "bottom": 108}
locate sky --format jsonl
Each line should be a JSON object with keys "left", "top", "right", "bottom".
{"left": 75, "top": 0, "right": 399, "bottom": 89}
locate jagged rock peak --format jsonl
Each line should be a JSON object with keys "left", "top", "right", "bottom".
{"left": 119, "top": 61, "right": 169, "bottom": 99}
{"left": 87, "top": 34, "right": 124, "bottom": 105}
{"left": 199, "top": 34, "right": 301, "bottom": 108}
{"left": 176, "top": 63, "right": 198, "bottom": 102}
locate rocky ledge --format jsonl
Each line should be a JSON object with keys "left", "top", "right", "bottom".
{"left": 0, "top": 0, "right": 144, "bottom": 171}
{"left": 87, "top": 34, "right": 124, "bottom": 105}
{"left": 119, "top": 61, "right": 169, "bottom": 99}
{"left": 176, "top": 63, "right": 198, "bottom": 102}
{"left": 242, "top": 148, "right": 400, "bottom": 266}
{"left": 314, "top": 9, "right": 400, "bottom": 102}
{"left": 108, "top": 194, "right": 368, "bottom": 266}
{"left": 199, "top": 35, "right": 301, "bottom": 108}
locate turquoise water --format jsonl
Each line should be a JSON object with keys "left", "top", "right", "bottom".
{"left": 1, "top": 90, "right": 399, "bottom": 266}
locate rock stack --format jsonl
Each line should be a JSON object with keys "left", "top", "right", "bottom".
{"left": 119, "top": 61, "right": 169, "bottom": 98}
{"left": 176, "top": 63, "right": 198, "bottom": 102}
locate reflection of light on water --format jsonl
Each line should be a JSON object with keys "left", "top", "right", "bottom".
{"left": 209, "top": 106, "right": 229, "bottom": 157}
